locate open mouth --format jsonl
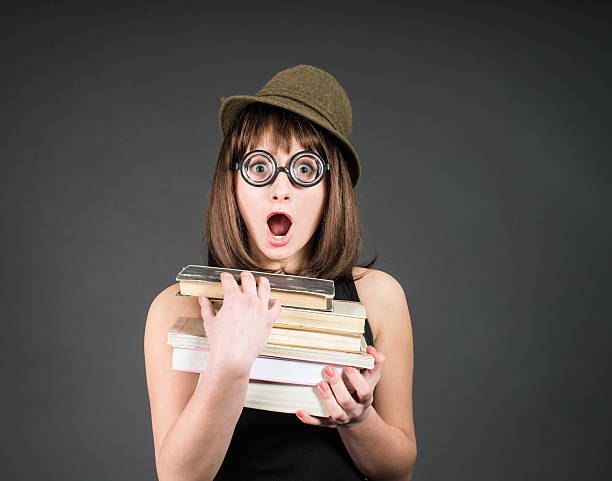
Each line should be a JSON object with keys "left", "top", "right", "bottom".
{"left": 267, "top": 213, "right": 292, "bottom": 239}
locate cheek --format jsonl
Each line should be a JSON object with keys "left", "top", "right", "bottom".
{"left": 302, "top": 187, "right": 327, "bottom": 223}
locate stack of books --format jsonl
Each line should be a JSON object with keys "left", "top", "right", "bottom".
{"left": 167, "top": 265, "right": 373, "bottom": 417}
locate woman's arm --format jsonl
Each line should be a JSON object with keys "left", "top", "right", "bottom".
{"left": 155, "top": 365, "right": 249, "bottom": 481}
{"left": 337, "top": 270, "right": 417, "bottom": 480}
{"left": 145, "top": 274, "right": 280, "bottom": 481}
{"left": 144, "top": 286, "right": 248, "bottom": 481}
{"left": 296, "top": 269, "right": 417, "bottom": 480}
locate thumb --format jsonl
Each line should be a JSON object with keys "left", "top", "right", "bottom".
{"left": 363, "top": 345, "right": 385, "bottom": 387}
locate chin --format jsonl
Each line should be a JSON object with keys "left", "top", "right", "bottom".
{"left": 257, "top": 238, "right": 300, "bottom": 260}
{"left": 261, "top": 246, "right": 295, "bottom": 261}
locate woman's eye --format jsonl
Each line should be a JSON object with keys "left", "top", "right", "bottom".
{"left": 251, "top": 163, "right": 269, "bottom": 174}
{"left": 295, "top": 159, "right": 318, "bottom": 179}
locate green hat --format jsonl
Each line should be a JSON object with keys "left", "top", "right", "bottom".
{"left": 219, "top": 64, "right": 361, "bottom": 187}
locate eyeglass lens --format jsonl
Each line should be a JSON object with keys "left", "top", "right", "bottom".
{"left": 243, "top": 152, "right": 323, "bottom": 185}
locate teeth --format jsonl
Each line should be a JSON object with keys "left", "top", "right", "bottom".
{"left": 273, "top": 235, "right": 286, "bottom": 239}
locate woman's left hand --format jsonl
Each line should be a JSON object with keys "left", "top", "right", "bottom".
{"left": 296, "top": 345, "right": 385, "bottom": 427}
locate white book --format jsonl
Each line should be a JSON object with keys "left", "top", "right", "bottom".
{"left": 172, "top": 346, "right": 347, "bottom": 385}
{"left": 196, "top": 373, "right": 329, "bottom": 417}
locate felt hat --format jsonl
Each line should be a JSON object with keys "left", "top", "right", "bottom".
{"left": 219, "top": 64, "right": 361, "bottom": 187}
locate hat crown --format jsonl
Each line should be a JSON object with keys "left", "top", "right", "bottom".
{"left": 255, "top": 65, "right": 352, "bottom": 137}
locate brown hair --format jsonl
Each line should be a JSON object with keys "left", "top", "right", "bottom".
{"left": 201, "top": 103, "right": 377, "bottom": 282}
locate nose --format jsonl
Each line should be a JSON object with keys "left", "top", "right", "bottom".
{"left": 270, "top": 168, "right": 293, "bottom": 202}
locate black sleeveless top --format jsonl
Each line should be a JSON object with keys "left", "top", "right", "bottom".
{"left": 214, "top": 276, "right": 374, "bottom": 480}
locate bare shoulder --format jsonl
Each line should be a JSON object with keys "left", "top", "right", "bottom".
{"left": 352, "top": 266, "right": 405, "bottom": 294}
{"left": 143, "top": 282, "right": 203, "bottom": 359}
{"left": 144, "top": 281, "right": 202, "bottom": 372}
{"left": 144, "top": 282, "right": 203, "bottom": 458}
{"left": 352, "top": 267, "right": 410, "bottom": 342}
{"left": 145, "top": 282, "right": 202, "bottom": 331}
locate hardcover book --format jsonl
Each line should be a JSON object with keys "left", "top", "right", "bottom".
{"left": 176, "top": 264, "right": 335, "bottom": 311}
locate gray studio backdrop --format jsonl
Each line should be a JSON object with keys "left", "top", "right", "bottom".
{"left": 2, "top": 2, "right": 610, "bottom": 480}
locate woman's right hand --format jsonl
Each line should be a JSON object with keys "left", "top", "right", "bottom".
{"left": 197, "top": 271, "right": 282, "bottom": 378}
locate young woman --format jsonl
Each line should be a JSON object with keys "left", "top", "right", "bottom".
{"left": 144, "top": 65, "right": 417, "bottom": 480}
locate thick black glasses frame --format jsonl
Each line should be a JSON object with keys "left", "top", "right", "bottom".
{"left": 232, "top": 149, "right": 330, "bottom": 187}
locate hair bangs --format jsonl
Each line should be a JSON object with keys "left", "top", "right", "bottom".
{"left": 234, "top": 104, "right": 329, "bottom": 162}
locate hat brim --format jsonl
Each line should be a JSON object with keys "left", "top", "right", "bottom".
{"left": 219, "top": 94, "right": 360, "bottom": 187}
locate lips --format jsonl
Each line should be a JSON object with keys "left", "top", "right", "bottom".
{"left": 265, "top": 211, "right": 293, "bottom": 247}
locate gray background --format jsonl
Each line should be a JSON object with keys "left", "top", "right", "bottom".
{"left": 2, "top": 1, "right": 610, "bottom": 480}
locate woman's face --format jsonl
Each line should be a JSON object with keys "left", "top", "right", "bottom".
{"left": 235, "top": 130, "right": 327, "bottom": 272}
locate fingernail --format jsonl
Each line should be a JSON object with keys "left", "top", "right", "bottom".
{"left": 318, "top": 382, "right": 328, "bottom": 392}
{"left": 324, "top": 366, "right": 335, "bottom": 377}
{"left": 345, "top": 366, "right": 355, "bottom": 375}
{"left": 198, "top": 296, "right": 203, "bottom": 306}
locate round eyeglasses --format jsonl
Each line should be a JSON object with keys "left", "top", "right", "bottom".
{"left": 232, "top": 149, "right": 329, "bottom": 187}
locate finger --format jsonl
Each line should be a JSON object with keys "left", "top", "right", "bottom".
{"left": 198, "top": 296, "right": 216, "bottom": 323}
{"left": 266, "top": 298, "right": 282, "bottom": 325}
{"left": 239, "top": 271, "right": 257, "bottom": 297}
{"left": 295, "top": 410, "right": 336, "bottom": 428}
{"left": 323, "top": 366, "right": 359, "bottom": 415}
{"left": 256, "top": 276, "right": 271, "bottom": 306}
{"left": 317, "top": 380, "right": 350, "bottom": 423}
{"left": 219, "top": 272, "right": 239, "bottom": 299}
{"left": 343, "top": 366, "right": 373, "bottom": 404}
{"left": 363, "top": 345, "right": 385, "bottom": 387}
